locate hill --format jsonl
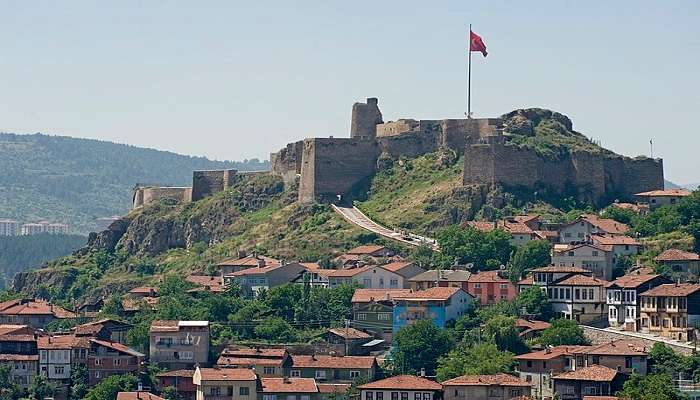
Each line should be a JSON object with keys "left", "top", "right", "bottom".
{"left": 0, "top": 133, "right": 269, "bottom": 234}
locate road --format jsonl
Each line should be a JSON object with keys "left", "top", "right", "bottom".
{"left": 331, "top": 205, "right": 439, "bottom": 251}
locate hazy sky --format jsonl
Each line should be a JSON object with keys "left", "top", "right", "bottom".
{"left": 1, "top": 1, "right": 699, "bottom": 183}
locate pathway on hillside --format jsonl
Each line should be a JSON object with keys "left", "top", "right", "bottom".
{"left": 331, "top": 205, "right": 439, "bottom": 251}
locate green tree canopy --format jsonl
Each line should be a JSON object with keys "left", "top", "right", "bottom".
{"left": 482, "top": 315, "right": 529, "bottom": 355}
{"left": 84, "top": 374, "right": 137, "bottom": 400}
{"left": 616, "top": 373, "right": 685, "bottom": 400}
{"left": 515, "top": 287, "right": 554, "bottom": 321}
{"left": 538, "top": 319, "right": 589, "bottom": 346}
{"left": 436, "top": 226, "right": 515, "bottom": 270}
{"left": 436, "top": 343, "right": 515, "bottom": 382}
{"left": 508, "top": 239, "right": 552, "bottom": 281}
{"left": 392, "top": 320, "right": 454, "bottom": 375}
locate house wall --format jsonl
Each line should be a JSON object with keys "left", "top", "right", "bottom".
{"left": 195, "top": 380, "right": 256, "bottom": 400}
{"left": 361, "top": 389, "right": 438, "bottom": 400}
{"left": 443, "top": 384, "right": 530, "bottom": 400}
{"left": 552, "top": 245, "right": 613, "bottom": 280}
{"left": 150, "top": 328, "right": 210, "bottom": 368}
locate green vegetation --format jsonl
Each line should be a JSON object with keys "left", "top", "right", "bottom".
{"left": 537, "top": 319, "right": 589, "bottom": 347}
{"left": 507, "top": 239, "right": 552, "bottom": 281}
{"left": 0, "top": 132, "right": 268, "bottom": 234}
{"left": 390, "top": 320, "right": 454, "bottom": 376}
{"left": 434, "top": 226, "right": 514, "bottom": 270}
{"left": 436, "top": 343, "right": 515, "bottom": 381}
{"left": 84, "top": 374, "right": 137, "bottom": 400}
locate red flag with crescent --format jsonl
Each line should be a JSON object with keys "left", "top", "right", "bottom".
{"left": 470, "top": 30, "right": 488, "bottom": 57}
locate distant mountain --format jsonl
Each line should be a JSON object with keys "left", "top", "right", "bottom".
{"left": 0, "top": 133, "right": 269, "bottom": 234}
{"left": 665, "top": 180, "right": 683, "bottom": 189}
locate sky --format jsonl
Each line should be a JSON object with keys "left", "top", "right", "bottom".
{"left": 1, "top": 1, "right": 699, "bottom": 183}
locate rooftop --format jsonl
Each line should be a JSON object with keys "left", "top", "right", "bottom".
{"left": 554, "top": 275, "right": 608, "bottom": 287}
{"left": 150, "top": 320, "right": 209, "bottom": 333}
{"left": 515, "top": 345, "right": 590, "bottom": 361}
{"left": 394, "top": 287, "right": 465, "bottom": 301}
{"left": 606, "top": 273, "right": 662, "bottom": 289}
{"left": 635, "top": 189, "right": 691, "bottom": 197}
{"left": 325, "top": 266, "right": 372, "bottom": 278}
{"left": 553, "top": 365, "right": 618, "bottom": 382}
{"left": 327, "top": 327, "right": 372, "bottom": 340}
{"left": 381, "top": 261, "right": 417, "bottom": 274}
{"left": 291, "top": 355, "right": 376, "bottom": 369}
{"left": 359, "top": 375, "right": 442, "bottom": 391}
{"left": 197, "top": 367, "right": 257, "bottom": 381}
{"left": 116, "top": 392, "right": 166, "bottom": 400}
{"left": 185, "top": 275, "right": 224, "bottom": 293}
{"left": 90, "top": 339, "right": 145, "bottom": 357}
{"left": 578, "top": 214, "right": 630, "bottom": 235}
{"left": 441, "top": 373, "right": 531, "bottom": 387}
{"left": 408, "top": 269, "right": 471, "bottom": 282}
{"left": 640, "top": 283, "right": 700, "bottom": 297}
{"left": 346, "top": 245, "right": 389, "bottom": 255}
{"left": 260, "top": 378, "right": 318, "bottom": 393}
{"left": 155, "top": 369, "right": 194, "bottom": 378}
{"left": 581, "top": 340, "right": 649, "bottom": 356}
{"left": 0, "top": 299, "right": 75, "bottom": 318}
{"left": 317, "top": 384, "right": 351, "bottom": 394}
{"left": 591, "top": 234, "right": 640, "bottom": 246}
{"left": 530, "top": 265, "right": 590, "bottom": 274}
{"left": 217, "top": 254, "right": 280, "bottom": 267}
{"left": 468, "top": 270, "right": 511, "bottom": 283}
{"left": 221, "top": 347, "right": 288, "bottom": 358}
{"left": 351, "top": 289, "right": 413, "bottom": 303}
{"left": 654, "top": 249, "right": 700, "bottom": 262}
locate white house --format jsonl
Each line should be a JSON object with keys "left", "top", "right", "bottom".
{"left": 558, "top": 214, "right": 629, "bottom": 243}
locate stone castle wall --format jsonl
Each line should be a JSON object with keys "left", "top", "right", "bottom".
{"left": 270, "top": 140, "right": 304, "bottom": 187}
{"left": 463, "top": 143, "right": 663, "bottom": 205}
{"left": 132, "top": 187, "right": 192, "bottom": 209}
{"left": 191, "top": 169, "right": 237, "bottom": 201}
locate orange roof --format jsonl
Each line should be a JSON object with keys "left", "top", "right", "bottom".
{"left": 225, "top": 264, "right": 285, "bottom": 277}
{"left": 515, "top": 319, "right": 551, "bottom": 332}
{"left": 581, "top": 340, "right": 648, "bottom": 356}
{"left": 346, "top": 245, "right": 388, "bottom": 255}
{"left": 409, "top": 270, "right": 471, "bottom": 282}
{"left": 553, "top": 365, "right": 618, "bottom": 382}
{"left": 381, "top": 261, "right": 415, "bottom": 273}
{"left": 117, "top": 392, "right": 166, "bottom": 400}
{"left": 217, "top": 255, "right": 280, "bottom": 267}
{"left": 554, "top": 275, "right": 607, "bottom": 286}
{"left": 128, "top": 286, "right": 158, "bottom": 295}
{"left": 534, "top": 230, "right": 559, "bottom": 240}
{"left": 441, "top": 373, "right": 531, "bottom": 387}
{"left": 640, "top": 283, "right": 700, "bottom": 297}
{"left": 530, "top": 265, "right": 590, "bottom": 274}
{"left": 300, "top": 263, "right": 322, "bottom": 271}
{"left": 198, "top": 368, "right": 257, "bottom": 381}
{"left": 515, "top": 346, "right": 590, "bottom": 361}
{"left": 261, "top": 378, "right": 318, "bottom": 393}
{"left": 359, "top": 375, "right": 442, "bottom": 391}
{"left": 635, "top": 189, "right": 691, "bottom": 197}
{"left": 553, "top": 243, "right": 613, "bottom": 254}
{"left": 0, "top": 325, "right": 33, "bottom": 336}
{"left": 466, "top": 220, "right": 534, "bottom": 235}
{"left": 326, "top": 266, "right": 372, "bottom": 278}
{"left": 607, "top": 273, "right": 661, "bottom": 289}
{"left": 37, "top": 334, "right": 89, "bottom": 350}
{"left": 149, "top": 320, "right": 208, "bottom": 333}
{"left": 655, "top": 249, "right": 700, "bottom": 261}
{"left": 217, "top": 356, "right": 285, "bottom": 367}
{"left": 351, "top": 289, "right": 412, "bottom": 303}
{"left": 579, "top": 214, "right": 629, "bottom": 235}
{"left": 185, "top": 275, "right": 224, "bottom": 293}
{"left": 0, "top": 354, "right": 38, "bottom": 361}
{"left": 156, "top": 369, "right": 194, "bottom": 378}
{"left": 394, "top": 287, "right": 465, "bottom": 301}
{"left": 328, "top": 327, "right": 372, "bottom": 340}
{"left": 468, "top": 270, "right": 511, "bottom": 284}
{"left": 221, "top": 347, "right": 288, "bottom": 358}
{"left": 317, "top": 384, "right": 351, "bottom": 394}
{"left": 517, "top": 276, "right": 534, "bottom": 285}
{"left": 291, "top": 355, "right": 376, "bottom": 369}
{"left": 90, "top": 339, "right": 144, "bottom": 357}
{"left": 591, "top": 234, "right": 640, "bottom": 246}
{"left": 514, "top": 215, "right": 540, "bottom": 224}
{"left": 0, "top": 299, "right": 75, "bottom": 318}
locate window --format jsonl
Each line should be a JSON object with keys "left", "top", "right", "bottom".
{"left": 401, "top": 393, "right": 408, "bottom": 400}
{"left": 95, "top": 371, "right": 101, "bottom": 378}
{"left": 565, "top": 232, "right": 572, "bottom": 238}
{"left": 582, "top": 290, "right": 588, "bottom": 300}
{"left": 377, "top": 392, "right": 383, "bottom": 400}
{"left": 179, "top": 351, "right": 193, "bottom": 360}
{"left": 357, "top": 313, "right": 367, "bottom": 321}
{"left": 350, "top": 371, "right": 361, "bottom": 379}
{"left": 114, "top": 358, "right": 121, "bottom": 366}
{"left": 366, "top": 392, "right": 373, "bottom": 400}
{"left": 500, "top": 284, "right": 508, "bottom": 289}
{"left": 291, "top": 370, "right": 301, "bottom": 377}
{"left": 301, "top": 396, "right": 310, "bottom": 400}
{"left": 592, "top": 356, "right": 600, "bottom": 364}
{"left": 423, "top": 393, "right": 430, "bottom": 400}
{"left": 526, "top": 361, "right": 532, "bottom": 368}
{"left": 589, "top": 289, "right": 594, "bottom": 299}
{"left": 211, "top": 388, "right": 221, "bottom": 396}
{"left": 568, "top": 251, "right": 575, "bottom": 257}
{"left": 592, "top": 251, "right": 599, "bottom": 257}
{"left": 363, "top": 279, "right": 372, "bottom": 287}
{"left": 474, "top": 283, "right": 481, "bottom": 289}
{"left": 575, "top": 289, "right": 580, "bottom": 300}
{"left": 95, "top": 358, "right": 101, "bottom": 365}
{"left": 264, "top": 367, "right": 276, "bottom": 375}
{"left": 264, "top": 395, "right": 278, "bottom": 400}
{"left": 240, "top": 387, "right": 250, "bottom": 396}
{"left": 390, "top": 279, "right": 399, "bottom": 287}
{"left": 392, "top": 392, "right": 398, "bottom": 400}
{"left": 315, "top": 371, "right": 327, "bottom": 380}
{"left": 525, "top": 375, "right": 532, "bottom": 382}
{"left": 415, "top": 393, "right": 421, "bottom": 400}
{"left": 625, "top": 357, "right": 632, "bottom": 369}
{"left": 378, "top": 313, "right": 391, "bottom": 321}
{"left": 565, "top": 386, "right": 575, "bottom": 395}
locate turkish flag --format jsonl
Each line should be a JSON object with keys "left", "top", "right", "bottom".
{"left": 470, "top": 30, "right": 488, "bottom": 57}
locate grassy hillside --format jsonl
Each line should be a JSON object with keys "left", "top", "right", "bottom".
{"left": 0, "top": 133, "right": 269, "bottom": 234}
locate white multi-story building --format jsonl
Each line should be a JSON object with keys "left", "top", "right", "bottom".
{"left": 21, "top": 223, "right": 45, "bottom": 235}
{"left": 606, "top": 273, "right": 670, "bottom": 331}
{"left": 0, "top": 219, "right": 18, "bottom": 236}
{"left": 552, "top": 243, "right": 614, "bottom": 280}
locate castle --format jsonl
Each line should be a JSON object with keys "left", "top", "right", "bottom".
{"left": 134, "top": 98, "right": 664, "bottom": 209}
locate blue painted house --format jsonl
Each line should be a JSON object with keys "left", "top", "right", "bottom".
{"left": 392, "top": 286, "right": 473, "bottom": 333}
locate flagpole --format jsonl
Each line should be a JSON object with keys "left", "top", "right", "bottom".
{"left": 467, "top": 24, "right": 472, "bottom": 119}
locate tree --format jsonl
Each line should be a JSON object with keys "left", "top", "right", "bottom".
{"left": 601, "top": 206, "right": 637, "bottom": 226}
{"left": 648, "top": 343, "right": 683, "bottom": 376}
{"left": 391, "top": 320, "right": 453, "bottom": 375}
{"left": 436, "top": 226, "right": 514, "bottom": 270}
{"left": 28, "top": 374, "right": 55, "bottom": 400}
{"left": 515, "top": 287, "right": 554, "bottom": 321}
{"left": 161, "top": 386, "right": 183, "bottom": 400}
{"left": 254, "top": 317, "right": 297, "bottom": 343}
{"left": 616, "top": 373, "right": 684, "bottom": 400}
{"left": 265, "top": 284, "right": 303, "bottom": 320}
{"left": 70, "top": 364, "right": 89, "bottom": 400}
{"left": 0, "top": 365, "right": 21, "bottom": 400}
{"left": 538, "top": 319, "right": 589, "bottom": 346}
{"left": 482, "top": 315, "right": 528, "bottom": 354}
{"left": 84, "top": 374, "right": 137, "bottom": 400}
{"left": 508, "top": 240, "right": 552, "bottom": 280}
{"left": 436, "top": 343, "right": 515, "bottom": 381}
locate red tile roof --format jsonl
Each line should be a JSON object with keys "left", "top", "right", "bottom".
{"left": 655, "top": 249, "right": 700, "bottom": 261}
{"left": 0, "top": 354, "right": 39, "bottom": 361}
{"left": 117, "top": 392, "right": 166, "bottom": 400}
{"left": 0, "top": 299, "right": 75, "bottom": 318}
{"left": 359, "top": 375, "right": 442, "bottom": 391}
{"left": 466, "top": 220, "right": 534, "bottom": 235}
{"left": 351, "top": 289, "right": 412, "bottom": 303}
{"left": 591, "top": 234, "right": 640, "bottom": 246}
{"left": 260, "top": 378, "right": 318, "bottom": 393}
{"left": 579, "top": 214, "right": 630, "bottom": 235}
{"left": 317, "top": 384, "right": 351, "bottom": 394}
{"left": 225, "top": 264, "right": 286, "bottom": 277}
{"left": 468, "top": 270, "right": 511, "bottom": 283}
{"left": 394, "top": 287, "right": 464, "bottom": 301}
{"left": 185, "top": 275, "right": 224, "bottom": 293}
{"left": 515, "top": 319, "right": 551, "bottom": 335}
{"left": 37, "top": 334, "right": 89, "bottom": 350}
{"left": 607, "top": 273, "right": 661, "bottom": 289}
{"left": 381, "top": 261, "right": 416, "bottom": 273}
{"left": 515, "top": 346, "right": 590, "bottom": 361}
{"left": 554, "top": 275, "right": 608, "bottom": 286}
{"left": 291, "top": 355, "right": 376, "bottom": 369}
{"left": 640, "top": 283, "right": 700, "bottom": 297}
{"left": 221, "top": 347, "right": 288, "bottom": 358}
{"left": 328, "top": 327, "right": 372, "bottom": 340}
{"left": 441, "top": 373, "right": 531, "bottom": 387}
{"left": 217, "top": 255, "right": 280, "bottom": 267}
{"left": 530, "top": 265, "right": 590, "bottom": 274}
{"left": 198, "top": 368, "right": 257, "bottom": 381}
{"left": 128, "top": 286, "right": 159, "bottom": 295}
{"left": 581, "top": 340, "right": 649, "bottom": 356}
{"left": 156, "top": 369, "right": 194, "bottom": 378}
{"left": 90, "top": 339, "right": 145, "bottom": 357}
{"left": 149, "top": 320, "right": 208, "bottom": 333}
{"left": 553, "top": 365, "right": 618, "bottom": 382}
{"left": 346, "top": 245, "right": 388, "bottom": 255}
{"left": 217, "top": 356, "right": 285, "bottom": 367}
{"left": 0, "top": 325, "right": 33, "bottom": 336}
{"left": 325, "top": 266, "right": 372, "bottom": 278}
{"left": 635, "top": 189, "right": 691, "bottom": 197}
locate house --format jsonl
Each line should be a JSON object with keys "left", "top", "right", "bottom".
{"left": 217, "top": 252, "right": 281, "bottom": 276}
{"left": 0, "top": 299, "right": 76, "bottom": 328}
{"left": 380, "top": 262, "right": 427, "bottom": 287}
{"left": 358, "top": 375, "right": 443, "bottom": 400}
{"left": 185, "top": 275, "right": 224, "bottom": 294}
{"left": 558, "top": 215, "right": 629, "bottom": 244}
{"left": 73, "top": 318, "right": 133, "bottom": 344}
{"left": 514, "top": 319, "right": 551, "bottom": 339}
{"left": 217, "top": 347, "right": 291, "bottom": 377}
{"left": 38, "top": 334, "right": 89, "bottom": 398}
{"left": 324, "top": 327, "right": 374, "bottom": 356}
{"left": 117, "top": 392, "right": 166, "bottom": 400}
{"left": 605, "top": 273, "right": 671, "bottom": 331}
{"left": 519, "top": 266, "right": 607, "bottom": 323}
{"left": 466, "top": 270, "right": 517, "bottom": 305}
{"left": 0, "top": 329, "right": 39, "bottom": 388}
{"left": 224, "top": 262, "right": 307, "bottom": 297}
{"left": 552, "top": 364, "right": 623, "bottom": 400}
{"left": 327, "top": 265, "right": 408, "bottom": 290}
{"left": 351, "top": 289, "right": 411, "bottom": 341}
{"left": 298, "top": 263, "right": 333, "bottom": 288}
{"left": 551, "top": 243, "right": 614, "bottom": 281}
{"left": 156, "top": 369, "right": 196, "bottom": 400}
{"left": 441, "top": 374, "right": 532, "bottom": 400}
{"left": 639, "top": 283, "right": 700, "bottom": 341}
{"left": 121, "top": 296, "right": 159, "bottom": 315}
{"left": 192, "top": 367, "right": 257, "bottom": 400}
{"left": 87, "top": 339, "right": 144, "bottom": 385}
{"left": 654, "top": 249, "right": 700, "bottom": 279}
{"left": 572, "top": 340, "right": 649, "bottom": 377}
{"left": 260, "top": 377, "right": 319, "bottom": 400}
{"left": 590, "top": 234, "right": 642, "bottom": 263}
{"left": 392, "top": 287, "right": 474, "bottom": 333}
{"left": 634, "top": 189, "right": 691, "bottom": 209}
{"left": 408, "top": 270, "right": 471, "bottom": 292}
{"left": 334, "top": 245, "right": 397, "bottom": 268}
{"left": 149, "top": 320, "right": 210, "bottom": 369}
{"left": 129, "top": 286, "right": 159, "bottom": 298}
{"left": 466, "top": 219, "right": 538, "bottom": 246}
{"left": 289, "top": 354, "right": 378, "bottom": 383}
{"left": 515, "top": 345, "right": 588, "bottom": 399}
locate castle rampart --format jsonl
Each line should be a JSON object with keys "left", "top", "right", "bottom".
{"left": 132, "top": 186, "right": 192, "bottom": 209}
{"left": 350, "top": 98, "right": 383, "bottom": 139}
{"left": 191, "top": 169, "right": 237, "bottom": 201}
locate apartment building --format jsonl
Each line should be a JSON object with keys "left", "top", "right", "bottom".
{"left": 442, "top": 374, "right": 531, "bottom": 400}
{"left": 639, "top": 283, "right": 700, "bottom": 341}
{"left": 606, "top": 273, "right": 670, "bottom": 331}
{"left": 392, "top": 287, "right": 473, "bottom": 333}
{"left": 192, "top": 367, "right": 257, "bottom": 400}
{"left": 149, "top": 321, "right": 210, "bottom": 369}
{"left": 0, "top": 219, "right": 18, "bottom": 236}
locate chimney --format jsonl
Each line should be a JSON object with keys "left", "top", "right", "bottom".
{"left": 419, "top": 368, "right": 426, "bottom": 377}
{"left": 311, "top": 352, "right": 317, "bottom": 360}
{"left": 137, "top": 381, "right": 143, "bottom": 391}
{"left": 257, "top": 259, "right": 266, "bottom": 268}
{"left": 283, "top": 376, "right": 291, "bottom": 384}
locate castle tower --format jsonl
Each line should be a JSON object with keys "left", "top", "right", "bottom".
{"left": 350, "top": 97, "right": 383, "bottom": 139}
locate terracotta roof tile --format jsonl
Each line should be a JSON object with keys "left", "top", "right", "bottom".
{"left": 581, "top": 340, "right": 649, "bottom": 356}
{"left": 579, "top": 214, "right": 629, "bottom": 235}
{"left": 553, "top": 365, "right": 618, "bottom": 382}
{"left": 394, "top": 287, "right": 464, "bottom": 301}
{"left": 0, "top": 354, "right": 38, "bottom": 361}
{"left": 381, "top": 261, "right": 416, "bottom": 273}
{"left": 217, "top": 255, "right": 280, "bottom": 267}
{"left": 591, "top": 234, "right": 640, "bottom": 246}
{"left": 198, "top": 368, "right": 257, "bottom": 381}
{"left": 129, "top": 286, "right": 158, "bottom": 295}
{"left": 328, "top": 327, "right": 372, "bottom": 340}
{"left": 185, "top": 275, "right": 224, "bottom": 293}
{"left": 351, "top": 289, "right": 412, "bottom": 303}
{"left": 515, "top": 319, "right": 551, "bottom": 332}
{"left": 555, "top": 275, "right": 608, "bottom": 286}
{"left": 0, "top": 325, "right": 33, "bottom": 336}
{"left": 515, "top": 346, "right": 590, "bottom": 361}
{"left": 518, "top": 276, "right": 534, "bottom": 285}
{"left": 359, "top": 375, "right": 442, "bottom": 391}
{"left": 607, "top": 274, "right": 661, "bottom": 289}
{"left": 221, "top": 347, "right": 288, "bottom": 358}
{"left": 0, "top": 299, "right": 75, "bottom": 318}
{"left": 640, "top": 283, "right": 700, "bottom": 297}
{"left": 655, "top": 249, "right": 700, "bottom": 261}
{"left": 317, "top": 384, "right": 351, "bottom": 394}
{"left": 325, "top": 266, "right": 372, "bottom": 278}
{"left": 346, "top": 245, "right": 388, "bottom": 255}
{"left": 441, "top": 373, "right": 531, "bottom": 387}
{"left": 261, "top": 378, "right": 318, "bottom": 393}
{"left": 156, "top": 369, "right": 194, "bottom": 378}
{"left": 117, "top": 392, "right": 166, "bottom": 400}
{"left": 149, "top": 320, "right": 208, "bottom": 333}
{"left": 90, "top": 339, "right": 144, "bottom": 357}
{"left": 635, "top": 189, "right": 691, "bottom": 197}
{"left": 217, "top": 356, "right": 285, "bottom": 367}
{"left": 530, "top": 265, "right": 590, "bottom": 274}
{"left": 468, "top": 270, "right": 512, "bottom": 284}
{"left": 291, "top": 355, "right": 376, "bottom": 369}
{"left": 409, "top": 270, "right": 471, "bottom": 282}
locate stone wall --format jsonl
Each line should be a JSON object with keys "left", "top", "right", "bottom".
{"left": 582, "top": 326, "right": 693, "bottom": 355}
{"left": 132, "top": 187, "right": 192, "bottom": 209}
{"left": 191, "top": 169, "right": 238, "bottom": 201}
{"left": 463, "top": 143, "right": 664, "bottom": 205}
{"left": 350, "top": 98, "right": 383, "bottom": 140}
{"left": 270, "top": 140, "right": 304, "bottom": 188}
{"left": 298, "top": 138, "right": 379, "bottom": 204}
